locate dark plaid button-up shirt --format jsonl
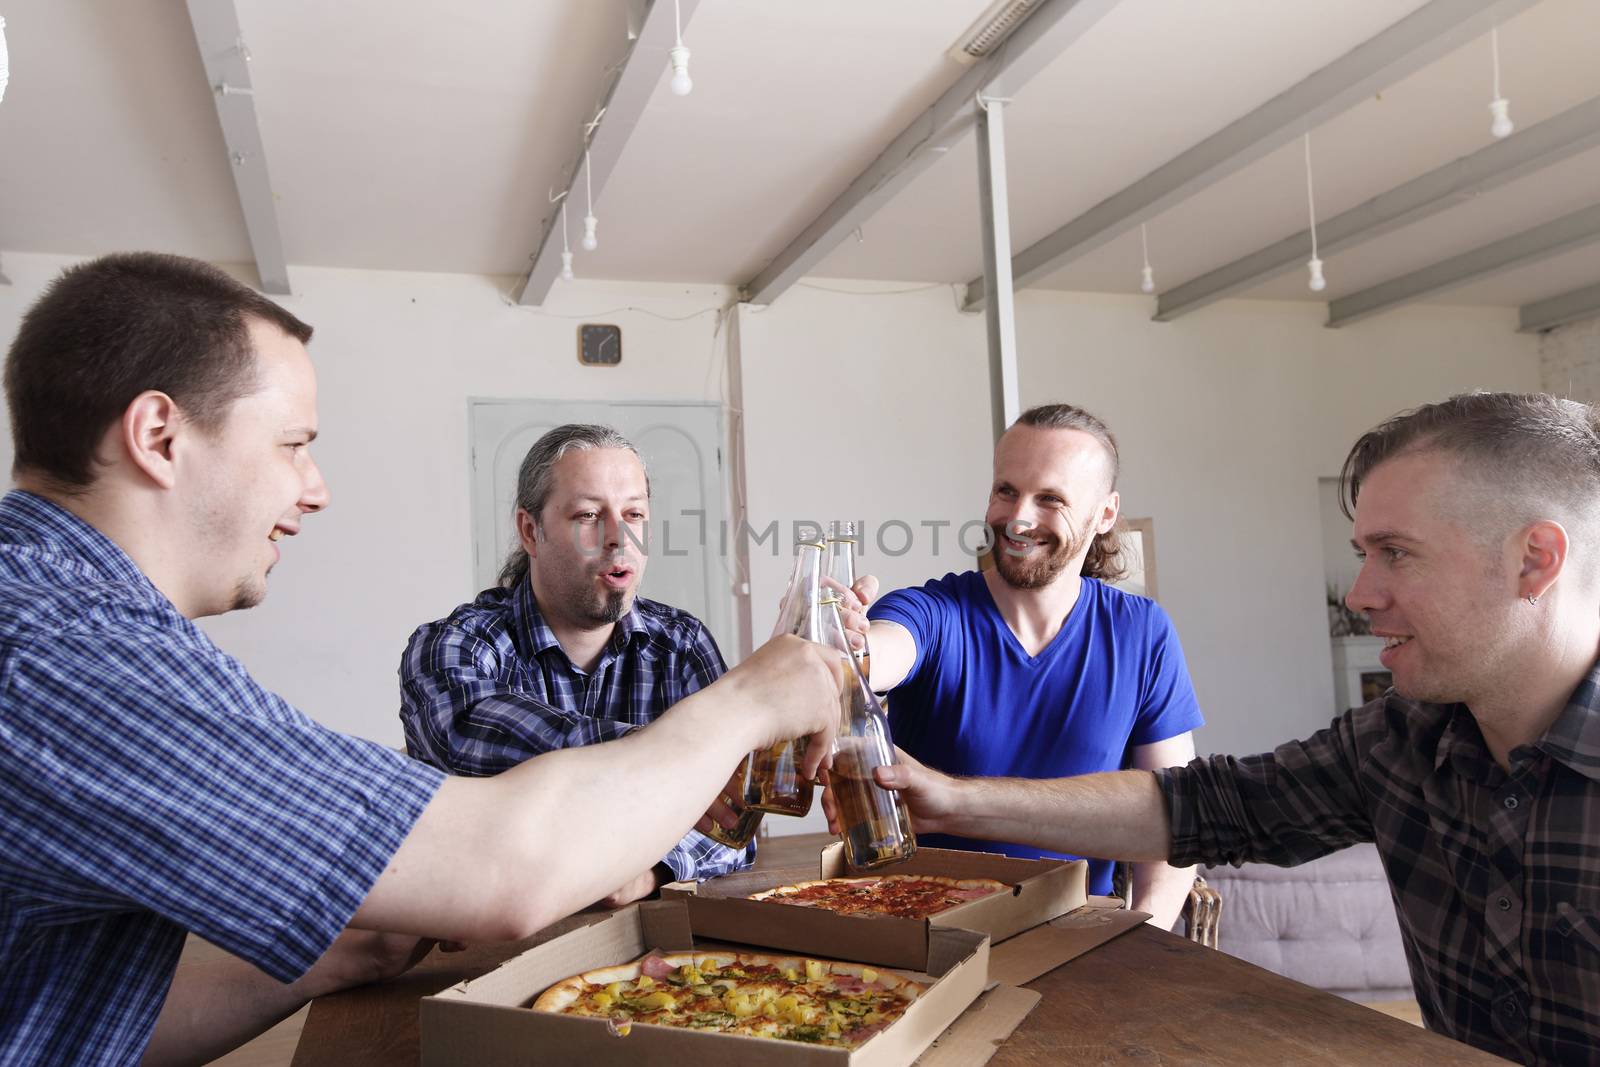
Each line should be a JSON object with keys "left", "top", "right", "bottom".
{"left": 1159, "top": 667, "right": 1600, "bottom": 1065}
{"left": 398, "top": 579, "right": 747, "bottom": 881}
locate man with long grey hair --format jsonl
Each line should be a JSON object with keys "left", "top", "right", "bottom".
{"left": 400, "top": 424, "right": 747, "bottom": 905}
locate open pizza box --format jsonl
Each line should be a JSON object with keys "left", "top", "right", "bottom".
{"left": 420, "top": 898, "right": 1013, "bottom": 1066}
{"left": 661, "top": 844, "right": 1125, "bottom": 975}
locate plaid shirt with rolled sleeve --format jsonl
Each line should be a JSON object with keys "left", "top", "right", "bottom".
{"left": 0, "top": 491, "right": 444, "bottom": 1066}
{"left": 1158, "top": 672, "right": 1600, "bottom": 1065}
{"left": 399, "top": 579, "right": 750, "bottom": 882}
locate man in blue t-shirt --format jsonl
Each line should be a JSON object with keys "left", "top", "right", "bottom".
{"left": 866, "top": 403, "right": 1203, "bottom": 929}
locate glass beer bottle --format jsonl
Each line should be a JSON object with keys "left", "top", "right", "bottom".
{"left": 820, "top": 596, "right": 915, "bottom": 869}
{"left": 747, "top": 540, "right": 824, "bottom": 816}
{"left": 702, "top": 751, "right": 765, "bottom": 849}
{"left": 827, "top": 518, "right": 880, "bottom": 696}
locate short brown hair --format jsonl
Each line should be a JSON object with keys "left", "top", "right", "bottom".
{"left": 4, "top": 252, "right": 312, "bottom": 490}
{"left": 1013, "top": 403, "right": 1128, "bottom": 582}
{"left": 1339, "top": 392, "right": 1600, "bottom": 535}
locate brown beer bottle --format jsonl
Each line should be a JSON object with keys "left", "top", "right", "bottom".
{"left": 702, "top": 751, "right": 764, "bottom": 849}
{"left": 819, "top": 596, "right": 915, "bottom": 869}
{"left": 747, "top": 540, "right": 824, "bottom": 816}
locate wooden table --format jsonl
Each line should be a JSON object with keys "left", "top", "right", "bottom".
{"left": 290, "top": 834, "right": 1507, "bottom": 1066}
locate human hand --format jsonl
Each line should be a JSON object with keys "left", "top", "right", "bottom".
{"left": 694, "top": 762, "right": 748, "bottom": 836}
{"left": 820, "top": 574, "right": 880, "bottom": 653}
{"left": 600, "top": 868, "right": 659, "bottom": 908}
{"left": 726, "top": 634, "right": 842, "bottom": 779}
{"left": 820, "top": 747, "right": 962, "bottom": 836}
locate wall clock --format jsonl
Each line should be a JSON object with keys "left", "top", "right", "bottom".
{"left": 578, "top": 323, "right": 622, "bottom": 366}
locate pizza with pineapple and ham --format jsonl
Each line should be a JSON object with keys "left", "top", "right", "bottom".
{"left": 531, "top": 948, "right": 926, "bottom": 1047}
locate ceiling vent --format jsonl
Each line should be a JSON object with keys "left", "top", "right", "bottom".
{"left": 947, "top": 0, "right": 1043, "bottom": 64}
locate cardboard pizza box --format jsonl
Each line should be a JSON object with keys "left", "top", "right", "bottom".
{"left": 420, "top": 898, "right": 994, "bottom": 1067}
{"left": 661, "top": 845, "right": 1087, "bottom": 972}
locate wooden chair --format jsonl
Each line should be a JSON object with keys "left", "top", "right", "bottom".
{"left": 1183, "top": 874, "right": 1222, "bottom": 948}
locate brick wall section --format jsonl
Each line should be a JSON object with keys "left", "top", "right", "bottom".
{"left": 1540, "top": 317, "right": 1600, "bottom": 403}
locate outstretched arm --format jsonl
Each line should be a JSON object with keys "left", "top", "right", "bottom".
{"left": 354, "top": 634, "right": 842, "bottom": 942}
{"left": 835, "top": 748, "right": 1173, "bottom": 862}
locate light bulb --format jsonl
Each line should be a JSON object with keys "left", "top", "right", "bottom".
{"left": 560, "top": 250, "right": 574, "bottom": 281}
{"left": 669, "top": 44, "right": 693, "bottom": 96}
{"left": 1307, "top": 257, "right": 1327, "bottom": 292}
{"left": 1489, "top": 98, "right": 1514, "bottom": 139}
{"left": 581, "top": 214, "right": 598, "bottom": 252}
{"left": 1140, "top": 265, "right": 1155, "bottom": 294}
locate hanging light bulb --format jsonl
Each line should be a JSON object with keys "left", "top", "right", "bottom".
{"left": 1139, "top": 223, "right": 1155, "bottom": 294}
{"left": 1488, "top": 28, "right": 1513, "bottom": 139}
{"left": 581, "top": 149, "right": 599, "bottom": 251}
{"left": 668, "top": 0, "right": 693, "bottom": 96}
{"left": 1302, "top": 132, "right": 1327, "bottom": 293}
{"left": 1307, "top": 257, "right": 1327, "bottom": 292}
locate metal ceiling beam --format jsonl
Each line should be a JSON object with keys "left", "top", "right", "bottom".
{"left": 964, "top": 0, "right": 1539, "bottom": 311}
{"left": 185, "top": 0, "right": 292, "bottom": 295}
{"left": 741, "top": 0, "right": 1120, "bottom": 307}
{"left": 1156, "top": 95, "right": 1600, "bottom": 322}
{"left": 1327, "top": 202, "right": 1600, "bottom": 327}
{"left": 1518, "top": 281, "right": 1600, "bottom": 333}
{"left": 517, "top": 0, "right": 700, "bottom": 307}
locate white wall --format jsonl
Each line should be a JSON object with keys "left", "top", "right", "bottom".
{"left": 0, "top": 254, "right": 1543, "bottom": 764}
{"left": 0, "top": 252, "right": 738, "bottom": 744}
{"left": 740, "top": 284, "right": 1540, "bottom": 759}
{"left": 1540, "top": 316, "right": 1600, "bottom": 403}
{"left": 1018, "top": 293, "right": 1539, "bottom": 754}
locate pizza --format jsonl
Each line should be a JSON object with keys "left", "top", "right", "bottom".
{"left": 749, "top": 874, "right": 1009, "bottom": 919}
{"left": 530, "top": 948, "right": 926, "bottom": 1047}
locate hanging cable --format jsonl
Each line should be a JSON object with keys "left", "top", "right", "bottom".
{"left": 581, "top": 149, "right": 599, "bottom": 251}
{"left": 1139, "top": 223, "right": 1155, "bottom": 294}
{"left": 1304, "top": 133, "right": 1326, "bottom": 293}
{"left": 1489, "top": 27, "right": 1513, "bottom": 139}
{"left": 560, "top": 201, "right": 574, "bottom": 281}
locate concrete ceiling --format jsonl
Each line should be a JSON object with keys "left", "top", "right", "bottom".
{"left": 2, "top": 0, "right": 1598, "bottom": 317}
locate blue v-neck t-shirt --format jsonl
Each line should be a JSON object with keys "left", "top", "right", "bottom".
{"left": 869, "top": 570, "right": 1204, "bottom": 894}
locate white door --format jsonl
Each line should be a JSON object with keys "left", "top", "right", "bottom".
{"left": 469, "top": 400, "right": 734, "bottom": 659}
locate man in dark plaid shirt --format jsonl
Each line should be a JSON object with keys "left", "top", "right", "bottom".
{"left": 400, "top": 424, "right": 746, "bottom": 903}
{"left": 861, "top": 392, "right": 1600, "bottom": 1065}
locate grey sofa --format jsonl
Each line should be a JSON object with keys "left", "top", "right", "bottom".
{"left": 1185, "top": 843, "right": 1414, "bottom": 1003}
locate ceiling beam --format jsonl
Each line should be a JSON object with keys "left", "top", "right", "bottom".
{"left": 185, "top": 0, "right": 292, "bottom": 295}
{"left": 517, "top": 0, "right": 700, "bottom": 307}
{"left": 1518, "top": 281, "right": 1600, "bottom": 333}
{"left": 741, "top": 0, "right": 1120, "bottom": 307}
{"left": 1156, "top": 95, "right": 1600, "bottom": 322}
{"left": 964, "top": 0, "right": 1539, "bottom": 311}
{"left": 1327, "top": 202, "right": 1600, "bottom": 327}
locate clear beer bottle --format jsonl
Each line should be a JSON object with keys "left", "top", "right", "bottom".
{"left": 819, "top": 595, "right": 915, "bottom": 869}
{"left": 746, "top": 539, "right": 824, "bottom": 816}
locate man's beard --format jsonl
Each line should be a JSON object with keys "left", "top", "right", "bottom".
{"left": 585, "top": 588, "right": 630, "bottom": 624}
{"left": 990, "top": 517, "right": 1092, "bottom": 590}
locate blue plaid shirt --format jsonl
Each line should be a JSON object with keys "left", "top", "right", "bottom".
{"left": 399, "top": 579, "right": 750, "bottom": 881}
{"left": 0, "top": 491, "right": 444, "bottom": 1066}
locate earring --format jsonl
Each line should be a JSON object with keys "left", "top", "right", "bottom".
{"left": 1526, "top": 594, "right": 1540, "bottom": 606}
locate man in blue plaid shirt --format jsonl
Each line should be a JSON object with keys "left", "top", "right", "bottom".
{"left": 0, "top": 254, "right": 842, "bottom": 1066}
{"left": 400, "top": 424, "right": 750, "bottom": 904}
